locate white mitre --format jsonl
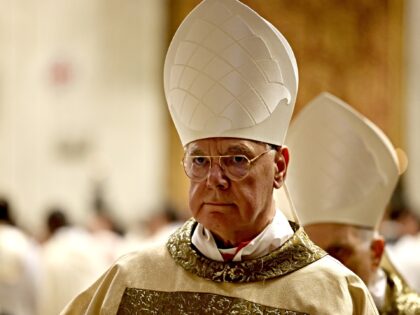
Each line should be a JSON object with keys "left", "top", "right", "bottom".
{"left": 164, "top": 0, "right": 298, "bottom": 146}
{"left": 285, "top": 92, "right": 407, "bottom": 229}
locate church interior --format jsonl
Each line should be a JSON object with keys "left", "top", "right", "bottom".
{"left": 0, "top": 0, "right": 419, "bottom": 313}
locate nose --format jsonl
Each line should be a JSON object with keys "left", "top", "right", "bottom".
{"left": 206, "top": 159, "right": 229, "bottom": 190}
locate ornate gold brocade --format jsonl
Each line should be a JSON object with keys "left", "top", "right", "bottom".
{"left": 381, "top": 268, "right": 420, "bottom": 315}
{"left": 166, "top": 219, "right": 326, "bottom": 282}
{"left": 117, "top": 288, "right": 308, "bottom": 315}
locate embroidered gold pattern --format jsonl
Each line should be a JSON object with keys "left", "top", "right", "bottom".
{"left": 381, "top": 268, "right": 420, "bottom": 315}
{"left": 166, "top": 219, "right": 326, "bottom": 282}
{"left": 117, "top": 288, "right": 308, "bottom": 315}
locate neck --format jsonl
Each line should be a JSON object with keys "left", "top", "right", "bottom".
{"left": 213, "top": 232, "right": 254, "bottom": 248}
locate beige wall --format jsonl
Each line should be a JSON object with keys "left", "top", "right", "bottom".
{"left": 0, "top": 0, "right": 168, "bottom": 234}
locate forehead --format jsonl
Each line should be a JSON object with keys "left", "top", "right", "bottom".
{"left": 185, "top": 138, "right": 266, "bottom": 154}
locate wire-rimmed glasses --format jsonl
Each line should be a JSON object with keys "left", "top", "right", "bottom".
{"left": 182, "top": 149, "right": 273, "bottom": 182}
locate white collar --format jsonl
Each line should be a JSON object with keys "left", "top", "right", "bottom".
{"left": 368, "top": 268, "right": 387, "bottom": 310}
{"left": 191, "top": 209, "right": 294, "bottom": 261}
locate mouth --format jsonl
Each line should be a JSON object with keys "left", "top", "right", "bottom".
{"left": 200, "top": 203, "right": 236, "bottom": 216}
{"left": 203, "top": 202, "right": 235, "bottom": 208}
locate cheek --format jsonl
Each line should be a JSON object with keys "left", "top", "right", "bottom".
{"left": 310, "top": 237, "right": 328, "bottom": 249}
{"left": 251, "top": 164, "right": 274, "bottom": 188}
{"left": 254, "top": 173, "right": 274, "bottom": 201}
{"left": 232, "top": 178, "right": 257, "bottom": 199}
{"left": 189, "top": 183, "right": 203, "bottom": 213}
{"left": 233, "top": 178, "right": 271, "bottom": 214}
{"left": 346, "top": 251, "right": 366, "bottom": 271}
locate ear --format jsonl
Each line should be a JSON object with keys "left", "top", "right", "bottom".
{"left": 273, "top": 146, "right": 290, "bottom": 189}
{"left": 370, "top": 236, "right": 385, "bottom": 270}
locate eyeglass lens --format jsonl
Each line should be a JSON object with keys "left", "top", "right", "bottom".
{"left": 183, "top": 155, "right": 251, "bottom": 181}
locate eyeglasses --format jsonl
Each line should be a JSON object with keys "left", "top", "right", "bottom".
{"left": 182, "top": 149, "right": 273, "bottom": 182}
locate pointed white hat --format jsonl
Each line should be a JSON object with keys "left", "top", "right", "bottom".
{"left": 285, "top": 92, "right": 406, "bottom": 229}
{"left": 164, "top": 0, "right": 298, "bottom": 146}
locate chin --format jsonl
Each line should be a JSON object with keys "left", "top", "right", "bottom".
{"left": 197, "top": 213, "right": 228, "bottom": 230}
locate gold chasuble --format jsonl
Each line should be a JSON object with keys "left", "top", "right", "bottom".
{"left": 380, "top": 268, "right": 420, "bottom": 315}
{"left": 61, "top": 219, "right": 378, "bottom": 314}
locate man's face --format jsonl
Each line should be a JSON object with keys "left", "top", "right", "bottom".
{"left": 304, "top": 223, "right": 374, "bottom": 284}
{"left": 185, "top": 138, "right": 285, "bottom": 246}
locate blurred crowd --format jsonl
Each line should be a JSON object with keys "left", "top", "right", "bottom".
{"left": 0, "top": 196, "right": 186, "bottom": 315}
{"left": 380, "top": 205, "right": 420, "bottom": 294}
{"left": 0, "top": 193, "right": 419, "bottom": 315}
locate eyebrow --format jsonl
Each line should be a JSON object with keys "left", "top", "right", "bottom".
{"left": 188, "top": 148, "right": 207, "bottom": 156}
{"left": 186, "top": 144, "right": 255, "bottom": 156}
{"left": 224, "top": 145, "right": 254, "bottom": 156}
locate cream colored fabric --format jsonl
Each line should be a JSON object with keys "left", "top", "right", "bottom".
{"left": 0, "top": 224, "right": 41, "bottom": 315}
{"left": 192, "top": 209, "right": 293, "bottom": 261}
{"left": 61, "top": 235, "right": 378, "bottom": 314}
{"left": 285, "top": 92, "right": 401, "bottom": 228}
{"left": 39, "top": 227, "right": 110, "bottom": 315}
{"left": 164, "top": 0, "right": 298, "bottom": 146}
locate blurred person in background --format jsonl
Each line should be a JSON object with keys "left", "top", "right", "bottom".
{"left": 116, "top": 203, "right": 185, "bottom": 258}
{"left": 114, "top": 216, "right": 149, "bottom": 257}
{"left": 285, "top": 92, "right": 420, "bottom": 314}
{"left": 144, "top": 203, "right": 185, "bottom": 243}
{"left": 381, "top": 206, "right": 420, "bottom": 243}
{"left": 386, "top": 207, "right": 420, "bottom": 293}
{"left": 61, "top": 1, "right": 377, "bottom": 313}
{"left": 86, "top": 207, "right": 124, "bottom": 266}
{"left": 86, "top": 186, "right": 125, "bottom": 265}
{"left": 0, "top": 197, "right": 42, "bottom": 315}
{"left": 38, "top": 207, "right": 108, "bottom": 315}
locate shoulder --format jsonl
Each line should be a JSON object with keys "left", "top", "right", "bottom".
{"left": 60, "top": 239, "right": 173, "bottom": 315}
{"left": 292, "top": 253, "right": 363, "bottom": 284}
{"left": 284, "top": 224, "right": 367, "bottom": 286}
{"left": 297, "top": 254, "right": 376, "bottom": 301}
{"left": 114, "top": 238, "right": 173, "bottom": 271}
{"left": 283, "top": 255, "right": 379, "bottom": 314}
